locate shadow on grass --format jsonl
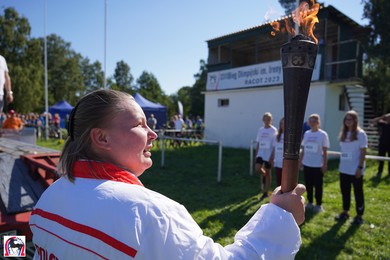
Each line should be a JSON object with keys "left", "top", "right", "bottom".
{"left": 297, "top": 220, "right": 360, "bottom": 259}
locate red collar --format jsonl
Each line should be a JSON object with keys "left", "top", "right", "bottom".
{"left": 72, "top": 161, "right": 143, "bottom": 186}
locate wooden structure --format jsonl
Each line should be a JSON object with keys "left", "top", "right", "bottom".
{"left": 0, "top": 138, "right": 60, "bottom": 255}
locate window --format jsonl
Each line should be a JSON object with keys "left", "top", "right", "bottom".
{"left": 218, "top": 99, "right": 229, "bottom": 107}
{"left": 339, "top": 93, "right": 346, "bottom": 111}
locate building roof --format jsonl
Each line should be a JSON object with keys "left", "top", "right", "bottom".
{"left": 206, "top": 4, "right": 367, "bottom": 43}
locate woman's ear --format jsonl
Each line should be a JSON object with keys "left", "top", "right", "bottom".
{"left": 90, "top": 128, "right": 111, "bottom": 150}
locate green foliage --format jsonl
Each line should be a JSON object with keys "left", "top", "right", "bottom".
{"left": 362, "top": 0, "right": 390, "bottom": 114}
{"left": 80, "top": 58, "right": 104, "bottom": 93}
{"left": 189, "top": 60, "right": 207, "bottom": 117}
{"left": 112, "top": 60, "right": 134, "bottom": 93}
{"left": 136, "top": 71, "right": 165, "bottom": 101}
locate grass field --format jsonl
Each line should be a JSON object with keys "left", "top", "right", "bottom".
{"left": 38, "top": 139, "right": 390, "bottom": 259}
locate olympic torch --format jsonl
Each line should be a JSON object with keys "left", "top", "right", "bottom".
{"left": 280, "top": 34, "right": 318, "bottom": 193}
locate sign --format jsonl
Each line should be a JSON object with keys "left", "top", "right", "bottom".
{"left": 3, "top": 235, "right": 26, "bottom": 257}
{"left": 207, "top": 55, "right": 322, "bottom": 91}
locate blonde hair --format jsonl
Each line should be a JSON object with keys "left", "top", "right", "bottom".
{"left": 58, "top": 89, "right": 135, "bottom": 181}
{"left": 339, "top": 110, "right": 361, "bottom": 142}
{"left": 308, "top": 113, "right": 321, "bottom": 127}
{"left": 262, "top": 112, "right": 273, "bottom": 121}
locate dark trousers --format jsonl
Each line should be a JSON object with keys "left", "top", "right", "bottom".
{"left": 339, "top": 173, "right": 365, "bottom": 216}
{"left": 377, "top": 141, "right": 390, "bottom": 174}
{"left": 303, "top": 166, "right": 323, "bottom": 205}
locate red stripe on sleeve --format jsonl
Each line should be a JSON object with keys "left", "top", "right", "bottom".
{"left": 31, "top": 208, "right": 137, "bottom": 258}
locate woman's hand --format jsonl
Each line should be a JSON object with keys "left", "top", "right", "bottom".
{"left": 270, "top": 184, "right": 306, "bottom": 225}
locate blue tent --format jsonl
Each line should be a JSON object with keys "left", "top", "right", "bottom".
{"left": 48, "top": 100, "right": 73, "bottom": 128}
{"left": 134, "top": 93, "right": 167, "bottom": 129}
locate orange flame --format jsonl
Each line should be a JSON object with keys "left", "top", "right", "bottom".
{"left": 269, "top": 0, "right": 320, "bottom": 44}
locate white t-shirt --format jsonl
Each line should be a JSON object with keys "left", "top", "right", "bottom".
{"left": 0, "top": 55, "right": 9, "bottom": 96}
{"left": 274, "top": 133, "right": 284, "bottom": 168}
{"left": 301, "top": 129, "right": 330, "bottom": 167}
{"left": 256, "top": 125, "right": 278, "bottom": 161}
{"left": 339, "top": 129, "right": 368, "bottom": 175}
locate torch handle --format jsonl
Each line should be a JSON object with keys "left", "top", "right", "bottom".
{"left": 281, "top": 159, "right": 299, "bottom": 193}
{"left": 280, "top": 35, "right": 318, "bottom": 193}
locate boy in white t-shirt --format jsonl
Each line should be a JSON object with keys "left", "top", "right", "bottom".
{"left": 255, "top": 112, "right": 278, "bottom": 201}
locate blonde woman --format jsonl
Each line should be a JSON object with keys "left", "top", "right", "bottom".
{"left": 255, "top": 112, "right": 278, "bottom": 200}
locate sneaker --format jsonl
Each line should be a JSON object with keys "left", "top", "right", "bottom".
{"left": 259, "top": 192, "right": 269, "bottom": 201}
{"left": 305, "top": 203, "right": 314, "bottom": 210}
{"left": 351, "top": 215, "right": 364, "bottom": 225}
{"left": 313, "top": 205, "right": 324, "bottom": 213}
{"left": 335, "top": 212, "right": 349, "bottom": 221}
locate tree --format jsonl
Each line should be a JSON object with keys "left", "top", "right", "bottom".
{"left": 81, "top": 58, "right": 104, "bottom": 93}
{"left": 362, "top": 0, "right": 390, "bottom": 114}
{"left": 171, "top": 86, "right": 192, "bottom": 117}
{"left": 136, "top": 71, "right": 165, "bottom": 103}
{"left": 189, "top": 60, "right": 207, "bottom": 117}
{"left": 44, "top": 34, "right": 84, "bottom": 105}
{"left": 111, "top": 60, "right": 134, "bottom": 93}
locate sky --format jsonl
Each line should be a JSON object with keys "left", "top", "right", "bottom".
{"left": 1, "top": 0, "right": 369, "bottom": 95}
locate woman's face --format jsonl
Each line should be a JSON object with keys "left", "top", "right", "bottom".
{"left": 263, "top": 116, "right": 272, "bottom": 127}
{"left": 344, "top": 115, "right": 355, "bottom": 130}
{"left": 103, "top": 100, "right": 158, "bottom": 176}
{"left": 308, "top": 117, "right": 319, "bottom": 129}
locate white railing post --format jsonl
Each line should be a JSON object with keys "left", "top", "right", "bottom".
{"left": 217, "top": 141, "right": 223, "bottom": 183}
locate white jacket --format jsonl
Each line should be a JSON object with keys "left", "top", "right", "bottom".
{"left": 29, "top": 161, "right": 301, "bottom": 259}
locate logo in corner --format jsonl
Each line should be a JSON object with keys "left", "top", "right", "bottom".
{"left": 3, "top": 236, "right": 26, "bottom": 257}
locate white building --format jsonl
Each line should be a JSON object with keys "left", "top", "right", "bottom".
{"left": 204, "top": 4, "right": 369, "bottom": 150}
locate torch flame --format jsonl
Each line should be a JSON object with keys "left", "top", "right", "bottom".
{"left": 269, "top": 0, "right": 320, "bottom": 44}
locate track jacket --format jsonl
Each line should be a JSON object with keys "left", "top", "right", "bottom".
{"left": 29, "top": 161, "right": 301, "bottom": 259}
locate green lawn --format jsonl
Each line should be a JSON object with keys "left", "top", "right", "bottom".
{"left": 38, "top": 140, "right": 390, "bottom": 259}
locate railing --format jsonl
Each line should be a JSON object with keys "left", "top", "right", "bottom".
{"left": 158, "top": 131, "right": 223, "bottom": 183}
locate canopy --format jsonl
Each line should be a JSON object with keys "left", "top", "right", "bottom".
{"left": 48, "top": 100, "right": 73, "bottom": 128}
{"left": 134, "top": 93, "right": 167, "bottom": 129}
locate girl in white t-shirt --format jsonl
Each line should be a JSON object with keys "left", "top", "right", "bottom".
{"left": 273, "top": 118, "right": 284, "bottom": 187}
{"left": 255, "top": 112, "right": 277, "bottom": 201}
{"left": 300, "top": 114, "right": 330, "bottom": 213}
{"left": 335, "top": 110, "right": 367, "bottom": 225}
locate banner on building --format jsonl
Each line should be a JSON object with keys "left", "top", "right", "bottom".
{"left": 207, "top": 55, "right": 321, "bottom": 91}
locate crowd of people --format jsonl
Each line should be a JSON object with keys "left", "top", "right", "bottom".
{"left": 0, "top": 110, "right": 63, "bottom": 138}
{"left": 254, "top": 110, "right": 368, "bottom": 225}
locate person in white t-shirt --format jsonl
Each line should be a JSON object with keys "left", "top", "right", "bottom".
{"left": 0, "top": 55, "right": 13, "bottom": 113}
{"left": 335, "top": 110, "right": 367, "bottom": 225}
{"left": 255, "top": 112, "right": 278, "bottom": 201}
{"left": 272, "top": 117, "right": 284, "bottom": 187}
{"left": 300, "top": 114, "right": 330, "bottom": 213}
{"left": 29, "top": 89, "right": 307, "bottom": 259}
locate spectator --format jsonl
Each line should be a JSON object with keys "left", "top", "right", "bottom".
{"left": 255, "top": 112, "right": 277, "bottom": 201}
{"left": 195, "top": 115, "right": 204, "bottom": 139}
{"left": 147, "top": 113, "right": 157, "bottom": 130}
{"left": 300, "top": 114, "right": 329, "bottom": 213}
{"left": 335, "top": 110, "right": 367, "bottom": 225}
{"left": 372, "top": 113, "right": 390, "bottom": 177}
{"left": 2, "top": 109, "right": 24, "bottom": 130}
{"left": 273, "top": 117, "right": 285, "bottom": 187}
{"left": 0, "top": 55, "right": 13, "bottom": 114}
